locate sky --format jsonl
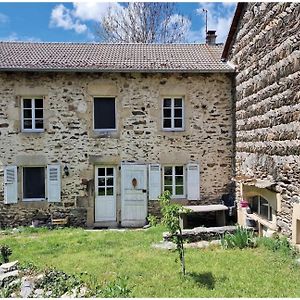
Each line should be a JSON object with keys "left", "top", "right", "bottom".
{"left": 0, "top": 2, "right": 236, "bottom": 44}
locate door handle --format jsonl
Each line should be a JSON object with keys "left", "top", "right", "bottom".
{"left": 142, "top": 189, "right": 147, "bottom": 193}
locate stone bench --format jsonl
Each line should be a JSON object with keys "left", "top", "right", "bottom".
{"left": 179, "top": 204, "right": 228, "bottom": 230}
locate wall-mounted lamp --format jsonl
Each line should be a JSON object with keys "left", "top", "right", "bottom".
{"left": 64, "top": 165, "right": 70, "bottom": 176}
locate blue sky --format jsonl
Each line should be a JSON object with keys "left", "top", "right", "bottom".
{"left": 0, "top": 2, "right": 236, "bottom": 43}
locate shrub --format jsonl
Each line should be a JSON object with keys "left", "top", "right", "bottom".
{"left": 258, "top": 235, "right": 298, "bottom": 258}
{"left": 221, "top": 226, "right": 256, "bottom": 249}
{"left": 35, "top": 268, "right": 83, "bottom": 297}
{"left": 147, "top": 214, "right": 159, "bottom": 227}
{"left": 0, "top": 244, "right": 12, "bottom": 263}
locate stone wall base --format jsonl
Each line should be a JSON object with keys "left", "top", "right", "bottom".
{"left": 0, "top": 203, "right": 87, "bottom": 228}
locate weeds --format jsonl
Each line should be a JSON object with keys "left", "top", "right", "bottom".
{"left": 257, "top": 234, "right": 298, "bottom": 258}
{"left": 0, "top": 244, "right": 12, "bottom": 263}
{"left": 221, "top": 226, "right": 256, "bottom": 249}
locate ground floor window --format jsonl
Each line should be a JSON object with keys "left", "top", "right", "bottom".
{"left": 96, "top": 167, "right": 114, "bottom": 196}
{"left": 249, "top": 195, "right": 273, "bottom": 221}
{"left": 163, "top": 166, "right": 185, "bottom": 197}
{"left": 23, "top": 167, "right": 45, "bottom": 200}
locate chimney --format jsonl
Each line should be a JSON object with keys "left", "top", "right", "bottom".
{"left": 206, "top": 30, "right": 217, "bottom": 45}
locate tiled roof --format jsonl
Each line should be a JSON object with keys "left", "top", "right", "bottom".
{"left": 0, "top": 42, "right": 234, "bottom": 73}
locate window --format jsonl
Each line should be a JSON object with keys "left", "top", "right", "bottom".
{"left": 23, "top": 167, "right": 45, "bottom": 200}
{"left": 94, "top": 97, "right": 116, "bottom": 130}
{"left": 162, "top": 97, "right": 184, "bottom": 130}
{"left": 163, "top": 166, "right": 185, "bottom": 197}
{"left": 22, "top": 98, "right": 44, "bottom": 131}
{"left": 96, "top": 167, "right": 114, "bottom": 196}
{"left": 249, "top": 195, "right": 273, "bottom": 221}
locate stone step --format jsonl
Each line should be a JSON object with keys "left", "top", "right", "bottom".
{"left": 163, "top": 225, "right": 239, "bottom": 242}
{"left": 0, "top": 260, "right": 19, "bottom": 274}
{"left": 0, "top": 270, "right": 19, "bottom": 288}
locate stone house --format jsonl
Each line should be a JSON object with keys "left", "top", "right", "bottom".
{"left": 0, "top": 41, "right": 235, "bottom": 228}
{"left": 222, "top": 3, "right": 300, "bottom": 244}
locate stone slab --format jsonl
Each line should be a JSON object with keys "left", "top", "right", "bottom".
{"left": 0, "top": 260, "right": 18, "bottom": 274}
{"left": 182, "top": 204, "right": 228, "bottom": 213}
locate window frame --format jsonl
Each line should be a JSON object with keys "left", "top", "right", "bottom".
{"left": 163, "top": 165, "right": 186, "bottom": 198}
{"left": 162, "top": 97, "right": 185, "bottom": 131}
{"left": 250, "top": 195, "right": 273, "bottom": 222}
{"left": 22, "top": 166, "right": 46, "bottom": 202}
{"left": 93, "top": 96, "right": 117, "bottom": 132}
{"left": 95, "top": 166, "right": 115, "bottom": 197}
{"left": 21, "top": 97, "right": 44, "bottom": 132}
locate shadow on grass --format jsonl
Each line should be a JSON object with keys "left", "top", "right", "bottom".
{"left": 187, "top": 272, "right": 216, "bottom": 290}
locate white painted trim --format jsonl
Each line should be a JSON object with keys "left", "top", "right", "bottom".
{"left": 22, "top": 166, "right": 46, "bottom": 202}
{"left": 21, "top": 97, "right": 44, "bottom": 132}
{"left": 163, "top": 165, "right": 186, "bottom": 198}
{"left": 94, "top": 165, "right": 117, "bottom": 222}
{"left": 162, "top": 97, "right": 185, "bottom": 131}
{"left": 93, "top": 96, "right": 117, "bottom": 131}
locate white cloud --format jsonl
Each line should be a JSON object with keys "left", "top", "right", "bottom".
{"left": 195, "top": 2, "right": 236, "bottom": 43}
{"left": 49, "top": 4, "right": 87, "bottom": 34}
{"left": 73, "top": 2, "right": 121, "bottom": 22}
{"left": 0, "top": 12, "right": 9, "bottom": 24}
{"left": 0, "top": 32, "right": 41, "bottom": 42}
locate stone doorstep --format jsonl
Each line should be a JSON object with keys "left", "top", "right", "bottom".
{"left": 0, "top": 270, "right": 19, "bottom": 287}
{"left": 0, "top": 260, "right": 19, "bottom": 274}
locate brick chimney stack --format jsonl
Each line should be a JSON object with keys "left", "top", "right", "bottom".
{"left": 206, "top": 30, "right": 217, "bottom": 45}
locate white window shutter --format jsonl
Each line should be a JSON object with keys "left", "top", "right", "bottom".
{"left": 47, "top": 165, "right": 61, "bottom": 202}
{"left": 4, "top": 166, "right": 18, "bottom": 204}
{"left": 187, "top": 163, "right": 200, "bottom": 200}
{"left": 148, "top": 164, "right": 161, "bottom": 200}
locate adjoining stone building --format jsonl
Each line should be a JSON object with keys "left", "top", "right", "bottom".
{"left": 0, "top": 42, "right": 235, "bottom": 228}
{"left": 222, "top": 3, "right": 300, "bottom": 244}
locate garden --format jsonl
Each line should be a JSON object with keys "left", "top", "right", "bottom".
{"left": 1, "top": 224, "right": 300, "bottom": 297}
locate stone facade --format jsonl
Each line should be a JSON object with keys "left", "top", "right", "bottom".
{"left": 227, "top": 3, "right": 300, "bottom": 238}
{"left": 0, "top": 71, "right": 234, "bottom": 228}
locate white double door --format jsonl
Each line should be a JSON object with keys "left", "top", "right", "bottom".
{"left": 95, "top": 164, "right": 148, "bottom": 226}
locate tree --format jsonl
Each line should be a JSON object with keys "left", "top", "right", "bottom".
{"left": 95, "top": 3, "right": 190, "bottom": 43}
{"left": 159, "top": 191, "right": 187, "bottom": 275}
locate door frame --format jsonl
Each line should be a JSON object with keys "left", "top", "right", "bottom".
{"left": 121, "top": 163, "right": 148, "bottom": 227}
{"left": 94, "top": 165, "right": 117, "bottom": 223}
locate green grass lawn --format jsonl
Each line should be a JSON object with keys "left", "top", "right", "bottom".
{"left": 1, "top": 226, "right": 300, "bottom": 297}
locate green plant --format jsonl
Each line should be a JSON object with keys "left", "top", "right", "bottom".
{"left": 159, "top": 190, "right": 187, "bottom": 275}
{"left": 221, "top": 226, "right": 256, "bottom": 249}
{"left": 258, "top": 235, "right": 298, "bottom": 258}
{"left": 100, "top": 276, "right": 132, "bottom": 297}
{"left": 147, "top": 214, "right": 159, "bottom": 227}
{"left": 0, "top": 244, "right": 12, "bottom": 263}
{"left": 35, "top": 268, "right": 83, "bottom": 297}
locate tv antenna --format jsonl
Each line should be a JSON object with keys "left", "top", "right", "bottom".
{"left": 201, "top": 8, "right": 208, "bottom": 34}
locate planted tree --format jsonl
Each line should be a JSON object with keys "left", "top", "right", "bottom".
{"left": 159, "top": 191, "right": 186, "bottom": 275}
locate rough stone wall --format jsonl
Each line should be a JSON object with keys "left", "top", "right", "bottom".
{"left": 0, "top": 71, "right": 234, "bottom": 227}
{"left": 228, "top": 3, "right": 300, "bottom": 236}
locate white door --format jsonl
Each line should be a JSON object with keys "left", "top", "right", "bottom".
{"left": 121, "top": 163, "right": 147, "bottom": 227}
{"left": 95, "top": 166, "right": 116, "bottom": 222}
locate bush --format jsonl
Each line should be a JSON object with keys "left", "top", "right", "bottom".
{"left": 257, "top": 235, "right": 298, "bottom": 258}
{"left": 147, "top": 214, "right": 159, "bottom": 227}
{"left": 35, "top": 268, "right": 83, "bottom": 297}
{"left": 0, "top": 244, "right": 12, "bottom": 263}
{"left": 221, "top": 226, "right": 256, "bottom": 249}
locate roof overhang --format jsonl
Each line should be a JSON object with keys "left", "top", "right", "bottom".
{"left": 221, "top": 3, "right": 246, "bottom": 60}
{"left": 0, "top": 67, "right": 235, "bottom": 74}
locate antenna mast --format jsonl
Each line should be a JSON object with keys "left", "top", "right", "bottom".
{"left": 202, "top": 8, "right": 208, "bottom": 34}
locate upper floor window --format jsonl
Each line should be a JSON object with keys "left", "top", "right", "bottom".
{"left": 94, "top": 97, "right": 116, "bottom": 131}
{"left": 22, "top": 98, "right": 44, "bottom": 132}
{"left": 249, "top": 195, "right": 273, "bottom": 221}
{"left": 163, "top": 166, "right": 185, "bottom": 198}
{"left": 162, "top": 97, "right": 184, "bottom": 131}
